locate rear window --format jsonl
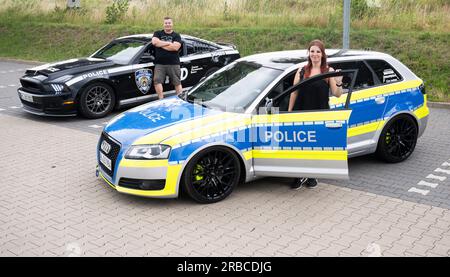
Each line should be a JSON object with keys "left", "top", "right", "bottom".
{"left": 366, "top": 60, "right": 402, "bottom": 84}
{"left": 185, "top": 39, "right": 219, "bottom": 55}
{"left": 329, "top": 61, "right": 375, "bottom": 91}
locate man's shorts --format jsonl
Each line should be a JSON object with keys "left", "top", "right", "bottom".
{"left": 153, "top": 64, "right": 181, "bottom": 86}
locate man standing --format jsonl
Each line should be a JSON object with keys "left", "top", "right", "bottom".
{"left": 152, "top": 17, "right": 183, "bottom": 99}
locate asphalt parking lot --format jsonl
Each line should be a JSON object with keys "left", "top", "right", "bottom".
{"left": 1, "top": 61, "right": 450, "bottom": 257}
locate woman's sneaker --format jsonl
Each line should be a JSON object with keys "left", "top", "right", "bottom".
{"left": 291, "top": 178, "right": 308, "bottom": 190}
{"left": 306, "top": 178, "right": 318, "bottom": 188}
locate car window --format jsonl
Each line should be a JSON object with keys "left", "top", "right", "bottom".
{"left": 137, "top": 44, "right": 155, "bottom": 63}
{"left": 184, "top": 39, "right": 219, "bottom": 56}
{"left": 329, "top": 61, "right": 375, "bottom": 91}
{"left": 185, "top": 61, "right": 282, "bottom": 112}
{"left": 366, "top": 59, "right": 402, "bottom": 84}
{"left": 259, "top": 70, "right": 297, "bottom": 112}
{"left": 265, "top": 71, "right": 355, "bottom": 113}
{"left": 93, "top": 39, "right": 146, "bottom": 64}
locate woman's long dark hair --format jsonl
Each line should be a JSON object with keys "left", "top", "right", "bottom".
{"left": 304, "top": 39, "right": 329, "bottom": 78}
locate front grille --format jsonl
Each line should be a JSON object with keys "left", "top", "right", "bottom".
{"left": 98, "top": 132, "right": 121, "bottom": 178}
{"left": 20, "top": 79, "right": 44, "bottom": 93}
{"left": 119, "top": 178, "right": 166, "bottom": 191}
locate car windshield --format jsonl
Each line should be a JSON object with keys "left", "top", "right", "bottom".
{"left": 92, "top": 39, "right": 147, "bottom": 64}
{"left": 184, "top": 61, "right": 282, "bottom": 112}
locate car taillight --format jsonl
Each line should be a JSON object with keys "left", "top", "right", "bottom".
{"left": 419, "top": 83, "right": 426, "bottom": 95}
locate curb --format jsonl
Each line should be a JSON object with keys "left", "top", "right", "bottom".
{"left": 428, "top": 102, "right": 450, "bottom": 110}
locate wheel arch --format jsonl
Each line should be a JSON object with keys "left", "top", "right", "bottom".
{"left": 75, "top": 78, "right": 118, "bottom": 107}
{"left": 174, "top": 142, "right": 249, "bottom": 197}
{"left": 378, "top": 110, "right": 419, "bottom": 143}
{"left": 375, "top": 111, "right": 419, "bottom": 157}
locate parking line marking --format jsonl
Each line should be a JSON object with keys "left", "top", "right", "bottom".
{"left": 9, "top": 106, "right": 21, "bottom": 109}
{"left": 0, "top": 108, "right": 5, "bottom": 111}
{"left": 417, "top": 180, "right": 439, "bottom": 189}
{"left": 102, "top": 122, "right": 108, "bottom": 125}
{"left": 408, "top": 187, "right": 429, "bottom": 196}
{"left": 426, "top": 174, "right": 447, "bottom": 182}
{"left": 0, "top": 85, "right": 5, "bottom": 89}
{"left": 89, "top": 125, "right": 103, "bottom": 129}
{"left": 8, "top": 84, "right": 17, "bottom": 87}
{"left": 442, "top": 161, "right": 450, "bottom": 167}
{"left": 435, "top": 168, "right": 450, "bottom": 175}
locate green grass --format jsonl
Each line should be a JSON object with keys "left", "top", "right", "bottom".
{"left": 0, "top": 0, "right": 448, "bottom": 32}
{"left": 0, "top": 19, "right": 448, "bottom": 101}
{"left": 0, "top": 0, "right": 449, "bottom": 102}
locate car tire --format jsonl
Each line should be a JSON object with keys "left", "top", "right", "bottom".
{"left": 376, "top": 114, "right": 418, "bottom": 163}
{"left": 78, "top": 82, "right": 116, "bottom": 119}
{"left": 182, "top": 146, "right": 241, "bottom": 204}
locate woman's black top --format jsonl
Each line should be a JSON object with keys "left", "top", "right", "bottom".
{"left": 293, "top": 68, "right": 330, "bottom": 111}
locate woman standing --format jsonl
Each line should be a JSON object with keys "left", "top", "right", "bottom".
{"left": 288, "top": 39, "right": 343, "bottom": 189}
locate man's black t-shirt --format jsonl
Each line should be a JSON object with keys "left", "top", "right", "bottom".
{"left": 153, "top": 30, "right": 182, "bottom": 65}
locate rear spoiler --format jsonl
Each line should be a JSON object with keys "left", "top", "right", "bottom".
{"left": 216, "top": 42, "right": 237, "bottom": 50}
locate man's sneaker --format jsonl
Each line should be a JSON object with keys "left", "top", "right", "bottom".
{"left": 291, "top": 178, "right": 308, "bottom": 190}
{"left": 306, "top": 178, "right": 318, "bottom": 188}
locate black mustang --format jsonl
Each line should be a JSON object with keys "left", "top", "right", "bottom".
{"left": 17, "top": 34, "right": 240, "bottom": 118}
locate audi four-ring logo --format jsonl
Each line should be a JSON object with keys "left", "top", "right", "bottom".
{"left": 101, "top": 140, "right": 111, "bottom": 154}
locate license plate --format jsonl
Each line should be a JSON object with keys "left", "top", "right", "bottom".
{"left": 99, "top": 152, "right": 112, "bottom": 171}
{"left": 19, "top": 91, "right": 34, "bottom": 103}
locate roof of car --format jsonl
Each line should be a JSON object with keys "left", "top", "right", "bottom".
{"left": 239, "top": 49, "right": 393, "bottom": 70}
{"left": 115, "top": 33, "right": 224, "bottom": 48}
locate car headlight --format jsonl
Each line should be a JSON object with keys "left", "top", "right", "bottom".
{"left": 50, "top": 83, "right": 65, "bottom": 93}
{"left": 125, "top": 145, "right": 171, "bottom": 160}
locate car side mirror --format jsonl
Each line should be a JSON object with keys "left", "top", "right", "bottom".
{"left": 264, "top": 97, "right": 273, "bottom": 114}
{"left": 140, "top": 55, "right": 154, "bottom": 64}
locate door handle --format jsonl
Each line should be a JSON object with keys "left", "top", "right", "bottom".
{"left": 325, "top": 122, "right": 343, "bottom": 129}
{"left": 375, "top": 96, "right": 385, "bottom": 105}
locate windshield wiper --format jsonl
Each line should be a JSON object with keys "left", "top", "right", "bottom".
{"left": 186, "top": 98, "right": 210, "bottom": 108}
{"left": 178, "top": 91, "right": 188, "bottom": 101}
{"left": 198, "top": 102, "right": 210, "bottom": 108}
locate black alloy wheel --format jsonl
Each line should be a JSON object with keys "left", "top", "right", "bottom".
{"left": 377, "top": 114, "right": 418, "bottom": 163}
{"left": 183, "top": 147, "right": 241, "bottom": 204}
{"left": 79, "top": 82, "right": 115, "bottom": 119}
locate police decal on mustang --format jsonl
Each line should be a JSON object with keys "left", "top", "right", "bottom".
{"left": 96, "top": 49, "right": 429, "bottom": 203}
{"left": 17, "top": 34, "right": 240, "bottom": 118}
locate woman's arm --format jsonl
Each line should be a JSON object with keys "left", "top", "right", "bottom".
{"left": 328, "top": 67, "right": 343, "bottom": 97}
{"left": 288, "top": 69, "right": 301, "bottom": 112}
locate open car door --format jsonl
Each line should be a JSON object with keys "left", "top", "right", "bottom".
{"left": 251, "top": 69, "right": 357, "bottom": 179}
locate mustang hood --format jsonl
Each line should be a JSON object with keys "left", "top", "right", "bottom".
{"left": 25, "top": 58, "right": 116, "bottom": 80}
{"left": 104, "top": 96, "right": 222, "bottom": 147}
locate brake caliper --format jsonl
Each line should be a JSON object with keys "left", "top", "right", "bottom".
{"left": 194, "top": 164, "right": 204, "bottom": 181}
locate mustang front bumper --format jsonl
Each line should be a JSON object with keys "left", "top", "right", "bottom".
{"left": 18, "top": 88, "right": 77, "bottom": 116}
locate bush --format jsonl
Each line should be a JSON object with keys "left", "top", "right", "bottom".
{"left": 351, "top": 0, "right": 376, "bottom": 19}
{"left": 105, "top": 0, "right": 130, "bottom": 24}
